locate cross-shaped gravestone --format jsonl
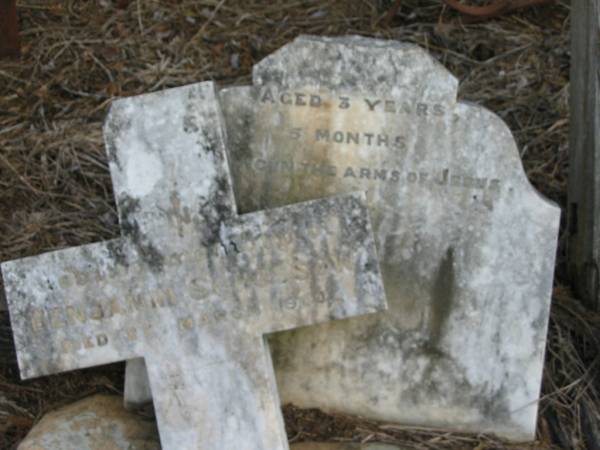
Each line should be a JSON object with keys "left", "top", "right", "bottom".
{"left": 2, "top": 81, "right": 386, "bottom": 450}
{"left": 217, "top": 36, "right": 560, "bottom": 441}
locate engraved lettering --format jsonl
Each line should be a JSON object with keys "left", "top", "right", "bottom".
{"left": 489, "top": 179, "right": 501, "bottom": 191}
{"left": 126, "top": 328, "right": 137, "bottom": 341}
{"left": 108, "top": 297, "right": 125, "bottom": 316}
{"left": 295, "top": 93, "right": 306, "bottom": 106}
{"left": 89, "top": 304, "right": 104, "bottom": 320}
{"left": 280, "top": 92, "right": 292, "bottom": 105}
{"left": 96, "top": 334, "right": 108, "bottom": 346}
{"left": 344, "top": 167, "right": 357, "bottom": 178}
{"left": 59, "top": 275, "right": 72, "bottom": 289}
{"left": 289, "top": 128, "right": 302, "bottom": 140}
{"left": 179, "top": 316, "right": 194, "bottom": 331}
{"left": 30, "top": 309, "right": 44, "bottom": 333}
{"left": 473, "top": 177, "right": 487, "bottom": 189}
{"left": 62, "top": 339, "right": 78, "bottom": 353}
{"left": 394, "top": 135, "right": 406, "bottom": 149}
{"left": 165, "top": 288, "right": 177, "bottom": 306}
{"left": 261, "top": 88, "right": 275, "bottom": 103}
{"left": 83, "top": 336, "right": 94, "bottom": 349}
{"left": 364, "top": 98, "right": 381, "bottom": 111}
{"left": 347, "top": 131, "right": 359, "bottom": 145}
{"left": 315, "top": 129, "right": 330, "bottom": 142}
{"left": 377, "top": 134, "right": 389, "bottom": 147}
{"left": 374, "top": 169, "right": 387, "bottom": 181}
{"left": 48, "top": 307, "right": 64, "bottom": 329}
{"left": 127, "top": 294, "right": 144, "bottom": 311}
{"left": 65, "top": 305, "right": 86, "bottom": 325}
{"left": 436, "top": 169, "right": 449, "bottom": 185}
{"left": 433, "top": 104, "right": 445, "bottom": 116}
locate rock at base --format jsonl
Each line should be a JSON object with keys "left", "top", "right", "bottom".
{"left": 18, "top": 395, "right": 159, "bottom": 450}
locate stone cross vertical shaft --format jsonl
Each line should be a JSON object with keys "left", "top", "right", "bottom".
{"left": 2, "top": 82, "right": 386, "bottom": 450}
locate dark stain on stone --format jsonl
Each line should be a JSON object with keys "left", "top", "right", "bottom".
{"left": 105, "top": 137, "right": 120, "bottom": 168}
{"left": 118, "top": 195, "right": 140, "bottom": 228}
{"left": 199, "top": 128, "right": 217, "bottom": 156}
{"left": 426, "top": 247, "right": 456, "bottom": 352}
{"left": 104, "top": 106, "right": 131, "bottom": 169}
{"left": 119, "top": 195, "right": 164, "bottom": 273}
{"left": 198, "top": 174, "right": 234, "bottom": 249}
{"left": 214, "top": 176, "right": 233, "bottom": 217}
{"left": 187, "top": 87, "right": 197, "bottom": 100}
{"left": 479, "top": 383, "right": 512, "bottom": 425}
{"left": 183, "top": 115, "right": 199, "bottom": 133}
{"left": 183, "top": 88, "right": 202, "bottom": 134}
{"left": 226, "top": 94, "right": 254, "bottom": 162}
{"left": 106, "top": 239, "right": 129, "bottom": 268}
{"left": 223, "top": 239, "right": 239, "bottom": 256}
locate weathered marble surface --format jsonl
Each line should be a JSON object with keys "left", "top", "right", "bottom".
{"left": 219, "top": 35, "right": 561, "bottom": 441}
{"left": 2, "top": 81, "right": 386, "bottom": 450}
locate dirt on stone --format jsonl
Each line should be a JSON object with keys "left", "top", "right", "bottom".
{"left": 1, "top": 1, "right": 596, "bottom": 449}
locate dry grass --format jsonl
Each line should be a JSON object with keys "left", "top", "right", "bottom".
{"left": 0, "top": 1, "right": 592, "bottom": 449}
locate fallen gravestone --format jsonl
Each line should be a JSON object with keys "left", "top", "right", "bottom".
{"left": 2, "top": 82, "right": 386, "bottom": 450}
{"left": 216, "top": 36, "right": 560, "bottom": 441}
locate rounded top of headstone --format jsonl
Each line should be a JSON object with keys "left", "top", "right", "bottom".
{"left": 253, "top": 35, "right": 458, "bottom": 104}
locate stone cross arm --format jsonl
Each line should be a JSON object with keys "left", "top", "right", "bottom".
{"left": 3, "top": 192, "right": 384, "bottom": 449}
{"left": 3, "top": 191, "right": 382, "bottom": 378}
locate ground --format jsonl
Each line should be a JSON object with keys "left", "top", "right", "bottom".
{"left": 0, "top": 1, "right": 596, "bottom": 449}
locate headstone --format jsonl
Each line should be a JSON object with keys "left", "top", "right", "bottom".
{"left": 218, "top": 35, "right": 560, "bottom": 441}
{"left": 2, "top": 81, "right": 386, "bottom": 450}
{"left": 568, "top": 0, "right": 600, "bottom": 310}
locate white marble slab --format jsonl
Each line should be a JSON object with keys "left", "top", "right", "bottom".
{"left": 216, "top": 35, "right": 560, "bottom": 441}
